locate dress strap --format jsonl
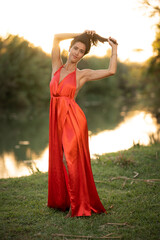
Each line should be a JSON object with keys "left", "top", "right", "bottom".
{"left": 53, "top": 65, "right": 64, "bottom": 76}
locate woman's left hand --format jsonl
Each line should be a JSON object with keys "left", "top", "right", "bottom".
{"left": 108, "top": 37, "right": 118, "bottom": 47}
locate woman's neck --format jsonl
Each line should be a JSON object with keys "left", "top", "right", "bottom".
{"left": 63, "top": 62, "right": 77, "bottom": 72}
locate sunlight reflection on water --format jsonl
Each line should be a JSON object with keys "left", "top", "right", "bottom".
{"left": 0, "top": 147, "right": 49, "bottom": 179}
{"left": 0, "top": 111, "right": 159, "bottom": 178}
{"left": 89, "top": 111, "right": 159, "bottom": 157}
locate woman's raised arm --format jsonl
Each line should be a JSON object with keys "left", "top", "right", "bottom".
{"left": 80, "top": 37, "right": 118, "bottom": 83}
{"left": 51, "top": 33, "right": 81, "bottom": 75}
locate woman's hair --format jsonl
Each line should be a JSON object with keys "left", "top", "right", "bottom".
{"left": 70, "top": 32, "right": 109, "bottom": 55}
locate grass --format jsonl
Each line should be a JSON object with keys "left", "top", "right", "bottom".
{"left": 0, "top": 143, "right": 160, "bottom": 240}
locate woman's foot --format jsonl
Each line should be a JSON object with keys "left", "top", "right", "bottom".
{"left": 65, "top": 207, "right": 72, "bottom": 218}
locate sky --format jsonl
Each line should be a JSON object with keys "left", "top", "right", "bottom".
{"left": 0, "top": 0, "right": 158, "bottom": 62}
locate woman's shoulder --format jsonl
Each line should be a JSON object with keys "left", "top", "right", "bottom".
{"left": 51, "top": 63, "right": 63, "bottom": 78}
{"left": 76, "top": 68, "right": 89, "bottom": 75}
{"left": 75, "top": 68, "right": 90, "bottom": 89}
{"left": 76, "top": 68, "right": 86, "bottom": 80}
{"left": 76, "top": 68, "right": 91, "bottom": 79}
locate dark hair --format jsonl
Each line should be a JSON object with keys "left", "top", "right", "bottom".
{"left": 70, "top": 32, "right": 109, "bottom": 55}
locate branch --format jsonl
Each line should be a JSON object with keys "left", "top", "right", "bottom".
{"left": 52, "top": 233, "right": 122, "bottom": 239}
{"left": 110, "top": 177, "right": 160, "bottom": 182}
{"left": 133, "top": 171, "right": 139, "bottom": 178}
{"left": 105, "top": 222, "right": 128, "bottom": 226}
{"left": 95, "top": 177, "right": 160, "bottom": 183}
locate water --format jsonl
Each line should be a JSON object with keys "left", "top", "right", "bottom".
{"left": 0, "top": 105, "right": 159, "bottom": 178}
{"left": 90, "top": 111, "right": 159, "bottom": 156}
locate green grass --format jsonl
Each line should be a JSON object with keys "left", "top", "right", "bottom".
{"left": 0, "top": 144, "right": 160, "bottom": 240}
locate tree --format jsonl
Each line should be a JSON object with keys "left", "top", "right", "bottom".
{"left": 0, "top": 34, "right": 51, "bottom": 109}
{"left": 140, "top": 0, "right": 160, "bottom": 121}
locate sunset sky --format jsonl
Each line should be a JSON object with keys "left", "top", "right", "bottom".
{"left": 0, "top": 0, "right": 158, "bottom": 62}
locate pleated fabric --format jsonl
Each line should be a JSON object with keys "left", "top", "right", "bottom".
{"left": 48, "top": 65, "right": 107, "bottom": 217}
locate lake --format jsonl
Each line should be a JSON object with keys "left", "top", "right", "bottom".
{"left": 0, "top": 103, "right": 159, "bottom": 178}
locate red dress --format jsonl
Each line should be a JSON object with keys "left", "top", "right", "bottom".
{"left": 48, "top": 65, "right": 107, "bottom": 217}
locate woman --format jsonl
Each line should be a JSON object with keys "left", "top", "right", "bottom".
{"left": 48, "top": 30, "right": 118, "bottom": 217}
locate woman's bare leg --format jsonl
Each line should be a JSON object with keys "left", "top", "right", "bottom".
{"left": 63, "top": 152, "right": 68, "bottom": 174}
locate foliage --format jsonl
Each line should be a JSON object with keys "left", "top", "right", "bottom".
{"left": 114, "top": 151, "right": 135, "bottom": 167}
{"left": 0, "top": 34, "right": 51, "bottom": 109}
{"left": 0, "top": 34, "right": 142, "bottom": 111}
{"left": 139, "top": 0, "right": 160, "bottom": 122}
{"left": 141, "top": 0, "right": 160, "bottom": 19}
{"left": 0, "top": 32, "right": 159, "bottom": 124}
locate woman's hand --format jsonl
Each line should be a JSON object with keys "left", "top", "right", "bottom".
{"left": 84, "top": 30, "right": 96, "bottom": 36}
{"left": 108, "top": 37, "right": 118, "bottom": 47}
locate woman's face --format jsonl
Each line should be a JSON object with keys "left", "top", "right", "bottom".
{"left": 69, "top": 42, "right": 86, "bottom": 63}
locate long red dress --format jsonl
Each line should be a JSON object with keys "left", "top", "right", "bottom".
{"left": 48, "top": 65, "right": 107, "bottom": 217}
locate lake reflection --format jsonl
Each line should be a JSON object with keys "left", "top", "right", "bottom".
{"left": 89, "top": 111, "right": 158, "bottom": 157}
{"left": 0, "top": 110, "right": 159, "bottom": 178}
{"left": 0, "top": 147, "right": 48, "bottom": 179}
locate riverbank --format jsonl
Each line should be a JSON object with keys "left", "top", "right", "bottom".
{"left": 0, "top": 143, "right": 160, "bottom": 240}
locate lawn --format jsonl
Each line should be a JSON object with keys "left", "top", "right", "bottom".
{"left": 0, "top": 144, "right": 160, "bottom": 240}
